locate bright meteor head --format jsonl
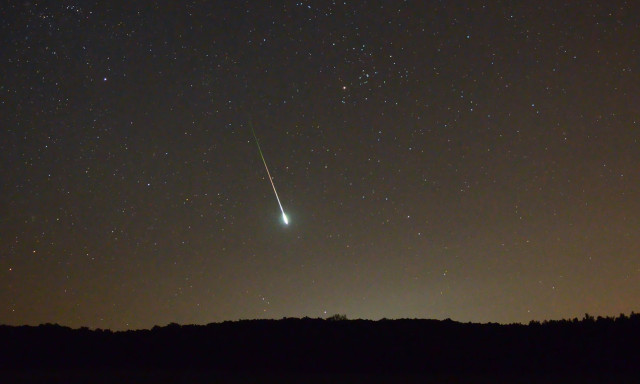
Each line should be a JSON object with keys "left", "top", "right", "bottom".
{"left": 251, "top": 123, "right": 290, "bottom": 227}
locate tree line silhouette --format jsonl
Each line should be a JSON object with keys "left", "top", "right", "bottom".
{"left": 1, "top": 313, "right": 639, "bottom": 378}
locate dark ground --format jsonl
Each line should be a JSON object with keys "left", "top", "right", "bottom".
{"left": 3, "top": 371, "right": 639, "bottom": 384}
{"left": 2, "top": 314, "right": 639, "bottom": 383}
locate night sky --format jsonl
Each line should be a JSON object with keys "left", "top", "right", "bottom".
{"left": 2, "top": 1, "right": 639, "bottom": 330}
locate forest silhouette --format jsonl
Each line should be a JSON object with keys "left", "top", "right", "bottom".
{"left": 1, "top": 313, "right": 639, "bottom": 382}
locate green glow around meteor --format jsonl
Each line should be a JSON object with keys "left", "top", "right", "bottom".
{"left": 250, "top": 122, "right": 289, "bottom": 225}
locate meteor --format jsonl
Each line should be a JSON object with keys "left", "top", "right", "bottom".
{"left": 250, "top": 122, "right": 289, "bottom": 225}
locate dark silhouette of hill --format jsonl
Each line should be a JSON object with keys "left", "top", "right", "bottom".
{"left": 1, "top": 313, "right": 639, "bottom": 382}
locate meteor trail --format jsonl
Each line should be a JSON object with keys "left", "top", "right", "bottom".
{"left": 250, "top": 122, "right": 289, "bottom": 225}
